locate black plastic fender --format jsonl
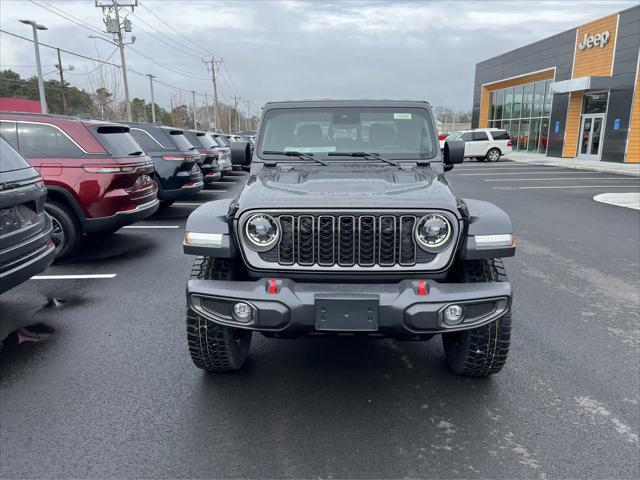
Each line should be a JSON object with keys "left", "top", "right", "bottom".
{"left": 183, "top": 198, "right": 237, "bottom": 257}
{"left": 460, "top": 198, "right": 515, "bottom": 259}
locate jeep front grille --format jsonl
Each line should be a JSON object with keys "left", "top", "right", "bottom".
{"left": 255, "top": 213, "right": 438, "bottom": 268}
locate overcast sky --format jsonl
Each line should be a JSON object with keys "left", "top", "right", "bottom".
{"left": 1, "top": 0, "right": 637, "bottom": 114}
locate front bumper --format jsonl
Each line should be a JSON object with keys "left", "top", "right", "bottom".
{"left": 187, "top": 277, "right": 512, "bottom": 336}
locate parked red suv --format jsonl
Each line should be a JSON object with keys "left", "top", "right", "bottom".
{"left": 0, "top": 113, "right": 159, "bottom": 260}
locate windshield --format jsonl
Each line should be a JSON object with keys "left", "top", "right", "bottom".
{"left": 259, "top": 107, "right": 437, "bottom": 160}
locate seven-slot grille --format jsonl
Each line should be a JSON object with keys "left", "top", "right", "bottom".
{"left": 264, "top": 214, "right": 427, "bottom": 267}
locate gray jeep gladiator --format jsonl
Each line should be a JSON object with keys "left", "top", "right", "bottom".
{"left": 183, "top": 100, "right": 515, "bottom": 376}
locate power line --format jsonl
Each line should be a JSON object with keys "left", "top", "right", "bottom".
{"left": 137, "top": 0, "right": 216, "bottom": 58}
{"left": 0, "top": 29, "right": 122, "bottom": 68}
{"left": 126, "top": 10, "right": 203, "bottom": 60}
{"left": 126, "top": 45, "right": 210, "bottom": 80}
{"left": 1, "top": 29, "right": 214, "bottom": 109}
{"left": 65, "top": 47, "right": 119, "bottom": 76}
{"left": 28, "top": 0, "right": 111, "bottom": 40}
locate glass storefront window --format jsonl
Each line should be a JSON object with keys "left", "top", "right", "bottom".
{"left": 489, "top": 92, "right": 495, "bottom": 121}
{"left": 494, "top": 90, "right": 504, "bottom": 120}
{"left": 504, "top": 88, "right": 513, "bottom": 118}
{"left": 512, "top": 86, "right": 523, "bottom": 118}
{"left": 528, "top": 118, "right": 541, "bottom": 152}
{"left": 522, "top": 84, "right": 533, "bottom": 118}
{"left": 519, "top": 119, "right": 530, "bottom": 150}
{"left": 543, "top": 80, "right": 553, "bottom": 116}
{"left": 488, "top": 78, "right": 553, "bottom": 155}
{"left": 532, "top": 81, "right": 545, "bottom": 117}
{"left": 510, "top": 120, "right": 520, "bottom": 150}
{"left": 538, "top": 117, "right": 549, "bottom": 154}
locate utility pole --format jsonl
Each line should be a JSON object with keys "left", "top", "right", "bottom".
{"left": 244, "top": 100, "right": 252, "bottom": 131}
{"left": 203, "top": 57, "right": 222, "bottom": 131}
{"left": 55, "top": 48, "right": 69, "bottom": 115}
{"left": 231, "top": 95, "right": 241, "bottom": 133}
{"left": 191, "top": 91, "right": 197, "bottom": 130}
{"left": 96, "top": 0, "right": 137, "bottom": 122}
{"left": 227, "top": 106, "right": 231, "bottom": 133}
{"left": 203, "top": 92, "right": 211, "bottom": 129}
{"left": 19, "top": 20, "right": 48, "bottom": 113}
{"left": 146, "top": 74, "right": 156, "bottom": 123}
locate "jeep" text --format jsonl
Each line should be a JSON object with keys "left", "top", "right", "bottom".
{"left": 578, "top": 31, "right": 610, "bottom": 50}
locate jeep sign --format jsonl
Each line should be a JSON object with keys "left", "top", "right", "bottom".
{"left": 578, "top": 31, "right": 610, "bottom": 50}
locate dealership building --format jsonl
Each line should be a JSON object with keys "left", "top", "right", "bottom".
{"left": 472, "top": 5, "right": 639, "bottom": 163}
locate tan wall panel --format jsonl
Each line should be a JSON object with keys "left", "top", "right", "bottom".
{"left": 562, "top": 92, "right": 584, "bottom": 157}
{"left": 573, "top": 14, "right": 618, "bottom": 78}
{"left": 479, "top": 69, "right": 555, "bottom": 128}
{"left": 627, "top": 68, "right": 640, "bottom": 163}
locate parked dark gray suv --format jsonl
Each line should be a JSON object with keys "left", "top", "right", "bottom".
{"left": 0, "top": 137, "right": 54, "bottom": 293}
{"left": 182, "top": 100, "right": 516, "bottom": 376}
{"left": 126, "top": 123, "right": 203, "bottom": 206}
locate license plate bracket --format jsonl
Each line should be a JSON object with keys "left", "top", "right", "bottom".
{"left": 315, "top": 296, "right": 379, "bottom": 331}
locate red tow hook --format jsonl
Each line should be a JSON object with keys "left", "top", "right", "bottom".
{"left": 417, "top": 280, "right": 428, "bottom": 296}
{"left": 268, "top": 278, "right": 278, "bottom": 294}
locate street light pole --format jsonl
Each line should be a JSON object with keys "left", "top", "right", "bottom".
{"left": 20, "top": 20, "right": 48, "bottom": 113}
{"left": 146, "top": 74, "right": 156, "bottom": 123}
{"left": 191, "top": 90, "right": 197, "bottom": 130}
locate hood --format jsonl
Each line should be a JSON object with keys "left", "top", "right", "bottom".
{"left": 237, "top": 163, "right": 460, "bottom": 211}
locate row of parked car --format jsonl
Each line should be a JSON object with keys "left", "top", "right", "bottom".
{"left": 0, "top": 110, "right": 254, "bottom": 294}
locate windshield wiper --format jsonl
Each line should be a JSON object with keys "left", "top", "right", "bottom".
{"left": 327, "top": 151, "right": 399, "bottom": 167}
{"left": 262, "top": 150, "right": 327, "bottom": 166}
{"left": 128, "top": 150, "right": 144, "bottom": 156}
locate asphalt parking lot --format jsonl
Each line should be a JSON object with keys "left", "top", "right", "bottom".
{"left": 1, "top": 162, "right": 639, "bottom": 479}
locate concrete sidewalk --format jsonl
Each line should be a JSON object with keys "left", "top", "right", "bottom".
{"left": 503, "top": 152, "right": 640, "bottom": 177}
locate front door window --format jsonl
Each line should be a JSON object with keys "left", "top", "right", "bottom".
{"left": 590, "top": 117, "right": 602, "bottom": 155}
{"left": 580, "top": 117, "right": 592, "bottom": 155}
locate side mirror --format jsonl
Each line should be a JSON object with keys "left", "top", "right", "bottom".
{"left": 231, "top": 141, "right": 251, "bottom": 166}
{"left": 443, "top": 140, "right": 464, "bottom": 170}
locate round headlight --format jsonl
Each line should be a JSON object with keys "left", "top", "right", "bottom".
{"left": 244, "top": 213, "right": 279, "bottom": 251}
{"left": 415, "top": 214, "right": 452, "bottom": 251}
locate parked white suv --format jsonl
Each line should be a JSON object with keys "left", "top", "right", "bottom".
{"left": 441, "top": 129, "right": 512, "bottom": 162}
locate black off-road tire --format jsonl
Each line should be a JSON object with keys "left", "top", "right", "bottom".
{"left": 45, "top": 201, "right": 82, "bottom": 261}
{"left": 486, "top": 148, "right": 501, "bottom": 162}
{"left": 186, "top": 256, "right": 252, "bottom": 372}
{"left": 442, "top": 259, "right": 511, "bottom": 377}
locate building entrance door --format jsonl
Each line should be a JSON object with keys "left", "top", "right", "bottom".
{"left": 578, "top": 114, "right": 605, "bottom": 160}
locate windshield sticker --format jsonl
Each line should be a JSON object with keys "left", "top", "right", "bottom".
{"left": 394, "top": 113, "right": 412, "bottom": 120}
{"left": 284, "top": 146, "right": 337, "bottom": 153}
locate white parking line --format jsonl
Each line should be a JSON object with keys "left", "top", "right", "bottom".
{"left": 485, "top": 177, "right": 639, "bottom": 182}
{"left": 456, "top": 164, "right": 547, "bottom": 169}
{"left": 460, "top": 171, "right": 597, "bottom": 176}
{"left": 502, "top": 185, "right": 640, "bottom": 190}
{"left": 174, "top": 202, "right": 205, "bottom": 206}
{"left": 122, "top": 225, "right": 181, "bottom": 229}
{"left": 32, "top": 274, "right": 117, "bottom": 280}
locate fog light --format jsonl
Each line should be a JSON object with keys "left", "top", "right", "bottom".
{"left": 233, "top": 302, "right": 253, "bottom": 322}
{"left": 444, "top": 304, "right": 464, "bottom": 325}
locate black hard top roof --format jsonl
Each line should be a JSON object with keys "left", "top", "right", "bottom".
{"left": 263, "top": 99, "right": 433, "bottom": 109}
